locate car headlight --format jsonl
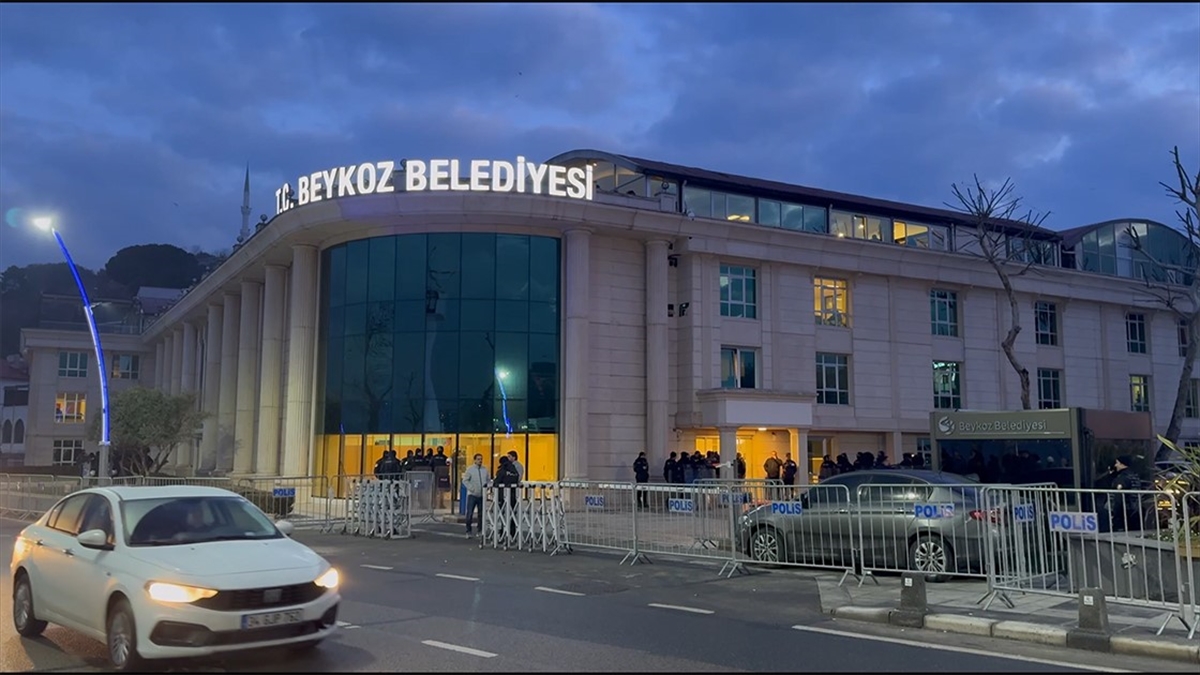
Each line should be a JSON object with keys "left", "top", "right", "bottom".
{"left": 146, "top": 581, "right": 218, "bottom": 603}
{"left": 314, "top": 567, "right": 340, "bottom": 589}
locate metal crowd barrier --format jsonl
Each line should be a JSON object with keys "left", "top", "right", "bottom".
{"left": 1183, "top": 491, "right": 1199, "bottom": 639}
{"left": 479, "top": 482, "right": 566, "bottom": 554}
{"left": 406, "top": 470, "right": 437, "bottom": 524}
{"left": 345, "top": 478, "right": 411, "bottom": 539}
{"left": 0, "top": 474, "right": 81, "bottom": 522}
{"left": 732, "top": 483, "right": 856, "bottom": 582}
{"left": 981, "top": 484, "right": 1198, "bottom": 637}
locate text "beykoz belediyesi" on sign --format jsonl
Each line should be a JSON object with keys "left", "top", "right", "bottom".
{"left": 274, "top": 157, "right": 595, "bottom": 215}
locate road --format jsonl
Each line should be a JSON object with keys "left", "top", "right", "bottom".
{"left": 0, "top": 517, "right": 1194, "bottom": 672}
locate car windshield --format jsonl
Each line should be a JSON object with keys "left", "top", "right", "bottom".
{"left": 122, "top": 496, "right": 282, "bottom": 547}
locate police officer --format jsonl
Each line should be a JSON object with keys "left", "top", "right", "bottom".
{"left": 633, "top": 451, "right": 650, "bottom": 508}
{"left": 782, "top": 453, "right": 799, "bottom": 486}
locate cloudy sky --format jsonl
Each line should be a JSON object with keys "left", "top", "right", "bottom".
{"left": 1, "top": 2, "right": 1197, "bottom": 270}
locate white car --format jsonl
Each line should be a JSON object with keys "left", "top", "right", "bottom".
{"left": 10, "top": 485, "right": 341, "bottom": 671}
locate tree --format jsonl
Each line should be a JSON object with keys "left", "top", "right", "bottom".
{"left": 88, "top": 387, "right": 207, "bottom": 475}
{"left": 1124, "top": 147, "right": 1200, "bottom": 458}
{"left": 104, "top": 244, "right": 201, "bottom": 290}
{"left": 947, "top": 176, "right": 1051, "bottom": 410}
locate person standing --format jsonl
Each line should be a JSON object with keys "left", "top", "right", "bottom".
{"left": 462, "top": 454, "right": 490, "bottom": 538}
{"left": 782, "top": 453, "right": 798, "bottom": 486}
{"left": 663, "top": 452, "right": 677, "bottom": 483}
{"left": 507, "top": 450, "right": 525, "bottom": 483}
{"left": 764, "top": 451, "right": 783, "bottom": 481}
{"left": 633, "top": 451, "right": 650, "bottom": 508}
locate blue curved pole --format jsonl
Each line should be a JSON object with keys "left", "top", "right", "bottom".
{"left": 51, "top": 228, "right": 111, "bottom": 478}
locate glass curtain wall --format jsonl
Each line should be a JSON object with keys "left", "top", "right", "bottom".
{"left": 315, "top": 233, "right": 561, "bottom": 499}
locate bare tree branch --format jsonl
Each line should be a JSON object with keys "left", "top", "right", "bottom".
{"left": 946, "top": 174, "right": 1052, "bottom": 410}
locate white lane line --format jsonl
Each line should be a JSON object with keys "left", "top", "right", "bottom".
{"left": 791, "top": 625, "right": 1128, "bottom": 673}
{"left": 360, "top": 564, "right": 394, "bottom": 571}
{"left": 437, "top": 573, "right": 481, "bottom": 582}
{"left": 535, "top": 586, "right": 585, "bottom": 597}
{"left": 335, "top": 620, "right": 360, "bottom": 630}
{"left": 421, "top": 639, "right": 497, "bottom": 658}
{"left": 648, "top": 603, "right": 714, "bottom": 615}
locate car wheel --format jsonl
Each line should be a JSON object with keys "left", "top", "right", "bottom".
{"left": 909, "top": 535, "right": 953, "bottom": 582}
{"left": 106, "top": 598, "right": 145, "bottom": 672}
{"left": 13, "top": 572, "right": 48, "bottom": 637}
{"left": 749, "top": 526, "right": 785, "bottom": 563}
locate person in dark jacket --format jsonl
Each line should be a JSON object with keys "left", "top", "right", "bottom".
{"left": 782, "top": 453, "right": 798, "bottom": 486}
{"left": 764, "top": 451, "right": 783, "bottom": 481}
{"left": 736, "top": 453, "right": 747, "bottom": 480}
{"left": 1103, "top": 455, "right": 1143, "bottom": 532}
{"left": 633, "top": 452, "right": 650, "bottom": 508}
{"left": 663, "top": 452, "right": 678, "bottom": 483}
{"left": 674, "top": 452, "right": 690, "bottom": 484}
{"left": 495, "top": 456, "right": 522, "bottom": 536}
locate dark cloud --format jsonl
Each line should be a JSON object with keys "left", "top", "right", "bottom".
{"left": 1, "top": 2, "right": 1197, "bottom": 270}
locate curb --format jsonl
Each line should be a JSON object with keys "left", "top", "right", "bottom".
{"left": 829, "top": 607, "right": 1200, "bottom": 665}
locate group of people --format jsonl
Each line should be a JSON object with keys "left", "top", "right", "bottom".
{"left": 461, "top": 451, "right": 525, "bottom": 537}
{"left": 372, "top": 446, "right": 452, "bottom": 479}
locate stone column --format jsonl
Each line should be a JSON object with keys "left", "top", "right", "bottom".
{"left": 718, "top": 425, "right": 739, "bottom": 472}
{"left": 888, "top": 431, "right": 904, "bottom": 466}
{"left": 200, "top": 302, "right": 223, "bottom": 471}
{"left": 180, "top": 321, "right": 197, "bottom": 392}
{"left": 562, "top": 229, "right": 590, "bottom": 480}
{"left": 169, "top": 328, "right": 184, "bottom": 395}
{"left": 283, "top": 245, "right": 319, "bottom": 477}
{"left": 233, "top": 280, "right": 262, "bottom": 475}
{"left": 154, "top": 341, "right": 165, "bottom": 390}
{"left": 791, "top": 428, "right": 810, "bottom": 484}
{"left": 217, "top": 292, "right": 241, "bottom": 472}
{"left": 256, "top": 265, "right": 288, "bottom": 476}
{"left": 645, "top": 239, "right": 670, "bottom": 467}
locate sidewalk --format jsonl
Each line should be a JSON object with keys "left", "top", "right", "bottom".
{"left": 816, "top": 572, "right": 1200, "bottom": 664}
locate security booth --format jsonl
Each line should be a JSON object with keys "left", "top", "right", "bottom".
{"left": 929, "top": 408, "right": 1154, "bottom": 489}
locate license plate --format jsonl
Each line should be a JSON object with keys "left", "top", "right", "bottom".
{"left": 241, "top": 609, "right": 304, "bottom": 630}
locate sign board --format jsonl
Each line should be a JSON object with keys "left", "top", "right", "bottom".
{"left": 1048, "top": 511, "right": 1098, "bottom": 534}
{"left": 668, "top": 498, "right": 695, "bottom": 514}
{"left": 272, "top": 487, "right": 296, "bottom": 498}
{"left": 769, "top": 502, "right": 803, "bottom": 516}
{"left": 913, "top": 503, "right": 955, "bottom": 519}
{"left": 584, "top": 495, "right": 605, "bottom": 510}
{"left": 275, "top": 157, "right": 595, "bottom": 215}
{"left": 1012, "top": 503, "right": 1037, "bottom": 523}
{"left": 931, "top": 409, "right": 1075, "bottom": 440}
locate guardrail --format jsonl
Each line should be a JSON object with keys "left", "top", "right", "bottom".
{"left": 345, "top": 478, "right": 411, "bottom": 539}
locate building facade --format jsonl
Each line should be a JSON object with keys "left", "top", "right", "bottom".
{"left": 18, "top": 149, "right": 1200, "bottom": 484}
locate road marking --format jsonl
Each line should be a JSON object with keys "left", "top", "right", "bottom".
{"left": 648, "top": 603, "right": 714, "bottom": 615}
{"left": 437, "top": 573, "right": 481, "bottom": 582}
{"left": 336, "top": 620, "right": 360, "bottom": 630}
{"left": 790, "top": 625, "right": 1128, "bottom": 673}
{"left": 421, "top": 639, "right": 497, "bottom": 658}
{"left": 535, "top": 586, "right": 585, "bottom": 596}
{"left": 360, "top": 564, "right": 393, "bottom": 571}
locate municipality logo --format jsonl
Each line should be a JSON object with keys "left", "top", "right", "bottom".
{"left": 937, "top": 416, "right": 954, "bottom": 435}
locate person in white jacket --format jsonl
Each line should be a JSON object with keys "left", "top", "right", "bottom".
{"left": 462, "top": 454, "right": 490, "bottom": 538}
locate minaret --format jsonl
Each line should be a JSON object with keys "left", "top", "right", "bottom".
{"left": 239, "top": 163, "right": 251, "bottom": 242}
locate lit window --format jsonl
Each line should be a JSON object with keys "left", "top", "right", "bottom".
{"left": 831, "top": 211, "right": 888, "bottom": 241}
{"left": 719, "top": 265, "right": 758, "bottom": 319}
{"left": 930, "top": 290, "right": 959, "bottom": 337}
{"left": 814, "top": 277, "right": 850, "bottom": 327}
{"left": 816, "top": 353, "right": 850, "bottom": 405}
{"left": 721, "top": 347, "right": 757, "bottom": 389}
{"left": 1129, "top": 375, "right": 1150, "bottom": 412}
{"left": 1035, "top": 301, "right": 1059, "bottom": 346}
{"left": 53, "top": 439, "right": 84, "bottom": 466}
{"left": 1126, "top": 313, "right": 1147, "bottom": 354}
{"left": 55, "top": 393, "right": 86, "bottom": 424}
{"left": 58, "top": 351, "right": 88, "bottom": 378}
{"left": 1037, "top": 368, "right": 1062, "bottom": 409}
{"left": 933, "top": 361, "right": 962, "bottom": 410}
{"left": 893, "top": 221, "right": 949, "bottom": 250}
{"left": 111, "top": 354, "right": 140, "bottom": 380}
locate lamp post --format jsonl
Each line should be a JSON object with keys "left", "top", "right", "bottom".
{"left": 32, "top": 215, "right": 112, "bottom": 483}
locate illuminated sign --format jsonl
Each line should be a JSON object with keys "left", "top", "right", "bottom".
{"left": 274, "top": 157, "right": 594, "bottom": 215}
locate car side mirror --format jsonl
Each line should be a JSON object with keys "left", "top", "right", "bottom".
{"left": 77, "top": 529, "right": 113, "bottom": 550}
{"left": 276, "top": 520, "right": 295, "bottom": 537}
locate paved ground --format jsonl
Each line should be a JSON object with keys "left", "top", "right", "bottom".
{"left": 0, "top": 518, "right": 1195, "bottom": 672}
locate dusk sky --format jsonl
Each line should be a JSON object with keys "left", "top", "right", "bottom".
{"left": 1, "top": 2, "right": 1198, "bottom": 270}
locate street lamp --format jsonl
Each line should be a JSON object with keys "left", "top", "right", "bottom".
{"left": 33, "top": 215, "right": 112, "bottom": 482}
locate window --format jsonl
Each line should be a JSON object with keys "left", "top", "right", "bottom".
{"left": 112, "top": 354, "right": 140, "bottom": 380}
{"left": 814, "top": 277, "right": 850, "bottom": 327}
{"left": 53, "top": 439, "right": 84, "bottom": 466}
{"left": 1037, "top": 368, "right": 1063, "bottom": 409}
{"left": 1129, "top": 375, "right": 1150, "bottom": 412}
{"left": 1126, "top": 313, "right": 1147, "bottom": 354}
{"left": 12, "top": 419, "right": 22, "bottom": 443}
{"left": 47, "top": 493, "right": 90, "bottom": 535}
{"left": 1, "top": 420, "right": 10, "bottom": 442}
{"left": 893, "top": 220, "right": 949, "bottom": 250}
{"left": 721, "top": 347, "right": 757, "bottom": 389}
{"left": 933, "top": 361, "right": 962, "bottom": 410}
{"left": 930, "top": 290, "right": 959, "bottom": 337}
{"left": 830, "top": 211, "right": 889, "bottom": 241}
{"left": 1179, "top": 318, "right": 1190, "bottom": 358}
{"left": 1035, "top": 301, "right": 1059, "bottom": 346}
{"left": 58, "top": 351, "right": 88, "bottom": 378}
{"left": 719, "top": 265, "right": 758, "bottom": 319}
{"left": 1186, "top": 380, "right": 1199, "bottom": 418}
{"left": 55, "top": 393, "right": 86, "bottom": 424}
{"left": 816, "top": 353, "right": 850, "bottom": 405}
